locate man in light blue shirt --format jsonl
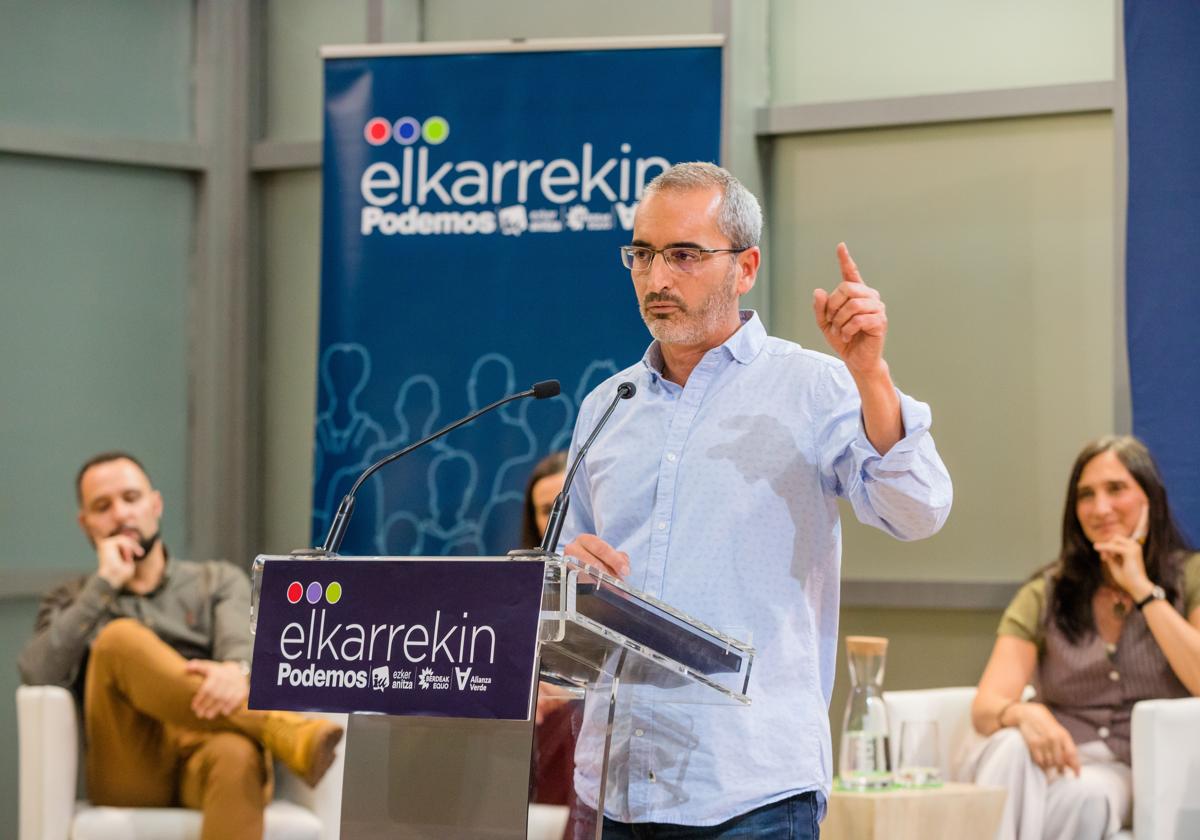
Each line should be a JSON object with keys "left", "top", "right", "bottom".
{"left": 560, "top": 162, "right": 952, "bottom": 838}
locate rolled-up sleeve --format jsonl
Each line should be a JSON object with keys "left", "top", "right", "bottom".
{"left": 822, "top": 367, "right": 953, "bottom": 541}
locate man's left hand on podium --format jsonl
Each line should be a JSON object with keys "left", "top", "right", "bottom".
{"left": 563, "top": 533, "right": 630, "bottom": 579}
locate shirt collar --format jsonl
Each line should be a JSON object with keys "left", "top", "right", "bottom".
{"left": 725, "top": 310, "right": 766, "bottom": 364}
{"left": 639, "top": 310, "right": 765, "bottom": 379}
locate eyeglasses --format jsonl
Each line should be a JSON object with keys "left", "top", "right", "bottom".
{"left": 619, "top": 245, "right": 749, "bottom": 275}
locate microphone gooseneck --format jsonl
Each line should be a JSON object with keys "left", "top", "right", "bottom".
{"left": 539, "top": 381, "right": 636, "bottom": 555}
{"left": 321, "top": 378, "right": 561, "bottom": 555}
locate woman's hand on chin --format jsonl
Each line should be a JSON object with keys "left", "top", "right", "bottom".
{"left": 1095, "top": 503, "right": 1154, "bottom": 600}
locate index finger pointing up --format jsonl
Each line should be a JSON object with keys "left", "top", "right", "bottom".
{"left": 837, "top": 242, "right": 864, "bottom": 285}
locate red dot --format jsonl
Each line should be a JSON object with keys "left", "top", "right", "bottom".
{"left": 287, "top": 581, "right": 303, "bottom": 604}
{"left": 364, "top": 118, "right": 391, "bottom": 145}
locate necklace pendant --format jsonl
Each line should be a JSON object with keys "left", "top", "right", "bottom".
{"left": 1113, "top": 600, "right": 1127, "bottom": 618}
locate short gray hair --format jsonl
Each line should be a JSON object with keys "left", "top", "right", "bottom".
{"left": 643, "top": 162, "right": 762, "bottom": 249}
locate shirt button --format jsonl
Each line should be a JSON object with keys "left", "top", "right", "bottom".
{"left": 657, "top": 522, "right": 667, "bottom": 531}
{"left": 1109, "top": 670, "right": 1120, "bottom": 682}
{"left": 1105, "top": 643, "right": 1117, "bottom": 656}
{"left": 666, "top": 452, "right": 676, "bottom": 462}
{"left": 635, "top": 728, "right": 644, "bottom": 737}
{"left": 648, "top": 771, "right": 657, "bottom": 783}
{"left": 1098, "top": 726, "right": 1111, "bottom": 738}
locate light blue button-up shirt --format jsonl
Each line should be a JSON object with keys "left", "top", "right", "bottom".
{"left": 561, "top": 311, "right": 952, "bottom": 826}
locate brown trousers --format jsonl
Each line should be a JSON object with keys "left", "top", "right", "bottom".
{"left": 84, "top": 618, "right": 276, "bottom": 840}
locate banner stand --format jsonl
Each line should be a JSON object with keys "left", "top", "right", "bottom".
{"left": 312, "top": 37, "right": 724, "bottom": 559}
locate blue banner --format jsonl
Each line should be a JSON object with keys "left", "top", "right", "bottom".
{"left": 313, "top": 42, "right": 723, "bottom": 555}
{"left": 1125, "top": 3, "right": 1200, "bottom": 540}
{"left": 248, "top": 558, "right": 545, "bottom": 718}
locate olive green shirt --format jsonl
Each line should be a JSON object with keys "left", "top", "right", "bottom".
{"left": 17, "top": 556, "right": 252, "bottom": 694}
{"left": 998, "top": 553, "right": 1200, "bottom": 644}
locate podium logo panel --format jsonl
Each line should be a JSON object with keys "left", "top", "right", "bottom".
{"left": 249, "top": 559, "right": 543, "bottom": 719}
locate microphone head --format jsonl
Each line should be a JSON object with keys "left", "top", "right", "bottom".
{"left": 531, "top": 379, "right": 561, "bottom": 399}
{"left": 617, "top": 381, "right": 637, "bottom": 399}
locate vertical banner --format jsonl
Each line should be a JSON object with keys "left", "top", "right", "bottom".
{"left": 314, "top": 39, "right": 723, "bottom": 555}
{"left": 1125, "top": 3, "right": 1200, "bottom": 540}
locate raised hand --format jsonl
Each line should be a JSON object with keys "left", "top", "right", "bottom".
{"left": 811, "top": 243, "right": 888, "bottom": 377}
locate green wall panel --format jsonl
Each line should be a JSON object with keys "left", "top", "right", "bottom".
{"left": 0, "top": 156, "right": 191, "bottom": 572}
{"left": 771, "top": 0, "right": 1112, "bottom": 105}
{"left": 770, "top": 113, "right": 1115, "bottom": 583}
{"left": 0, "top": 0, "right": 192, "bottom": 140}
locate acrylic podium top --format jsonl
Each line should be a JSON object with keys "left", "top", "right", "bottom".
{"left": 251, "top": 553, "right": 755, "bottom": 710}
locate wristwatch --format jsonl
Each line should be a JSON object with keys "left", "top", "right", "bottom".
{"left": 1135, "top": 585, "right": 1166, "bottom": 611}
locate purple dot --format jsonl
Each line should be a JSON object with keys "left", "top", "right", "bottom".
{"left": 306, "top": 582, "right": 323, "bottom": 604}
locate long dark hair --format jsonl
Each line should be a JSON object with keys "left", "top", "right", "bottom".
{"left": 520, "top": 451, "right": 568, "bottom": 548}
{"left": 1050, "top": 435, "right": 1191, "bottom": 643}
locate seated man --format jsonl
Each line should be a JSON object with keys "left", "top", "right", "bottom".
{"left": 18, "top": 451, "right": 343, "bottom": 840}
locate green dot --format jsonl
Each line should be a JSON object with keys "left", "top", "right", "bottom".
{"left": 423, "top": 116, "right": 449, "bottom": 145}
{"left": 325, "top": 581, "right": 342, "bottom": 604}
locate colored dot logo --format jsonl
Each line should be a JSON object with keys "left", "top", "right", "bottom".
{"left": 287, "top": 581, "right": 344, "bottom": 605}
{"left": 362, "top": 116, "right": 450, "bottom": 146}
{"left": 393, "top": 116, "right": 421, "bottom": 145}
{"left": 364, "top": 117, "right": 391, "bottom": 146}
{"left": 422, "top": 116, "right": 449, "bottom": 145}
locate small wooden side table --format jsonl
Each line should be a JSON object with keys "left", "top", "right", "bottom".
{"left": 822, "top": 782, "right": 1006, "bottom": 840}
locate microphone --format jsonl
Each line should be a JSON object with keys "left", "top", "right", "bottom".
{"left": 537, "top": 380, "right": 636, "bottom": 555}
{"left": 318, "top": 379, "right": 561, "bottom": 555}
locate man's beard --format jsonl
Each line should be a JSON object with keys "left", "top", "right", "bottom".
{"left": 640, "top": 264, "right": 738, "bottom": 345}
{"left": 111, "top": 527, "right": 161, "bottom": 560}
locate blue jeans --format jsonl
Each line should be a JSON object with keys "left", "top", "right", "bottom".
{"left": 594, "top": 792, "right": 821, "bottom": 839}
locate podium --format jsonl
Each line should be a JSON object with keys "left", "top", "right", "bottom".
{"left": 248, "top": 554, "right": 755, "bottom": 839}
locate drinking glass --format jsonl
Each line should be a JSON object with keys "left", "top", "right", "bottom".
{"left": 896, "top": 720, "right": 942, "bottom": 787}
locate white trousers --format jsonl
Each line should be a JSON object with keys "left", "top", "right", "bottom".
{"left": 959, "top": 728, "right": 1131, "bottom": 840}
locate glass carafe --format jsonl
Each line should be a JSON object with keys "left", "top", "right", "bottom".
{"left": 838, "top": 635, "right": 893, "bottom": 789}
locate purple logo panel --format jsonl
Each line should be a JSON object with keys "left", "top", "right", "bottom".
{"left": 248, "top": 559, "right": 544, "bottom": 720}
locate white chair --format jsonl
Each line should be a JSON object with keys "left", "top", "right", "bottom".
{"left": 18, "top": 684, "right": 346, "bottom": 840}
{"left": 884, "top": 686, "right": 1200, "bottom": 840}
{"left": 19, "top": 685, "right": 571, "bottom": 840}
{"left": 528, "top": 803, "right": 570, "bottom": 839}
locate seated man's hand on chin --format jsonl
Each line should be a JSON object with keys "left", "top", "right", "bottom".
{"left": 186, "top": 659, "right": 250, "bottom": 720}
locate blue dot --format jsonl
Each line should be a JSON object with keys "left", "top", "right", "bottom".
{"left": 394, "top": 117, "right": 421, "bottom": 145}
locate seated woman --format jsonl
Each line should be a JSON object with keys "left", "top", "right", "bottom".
{"left": 965, "top": 436, "right": 1200, "bottom": 840}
